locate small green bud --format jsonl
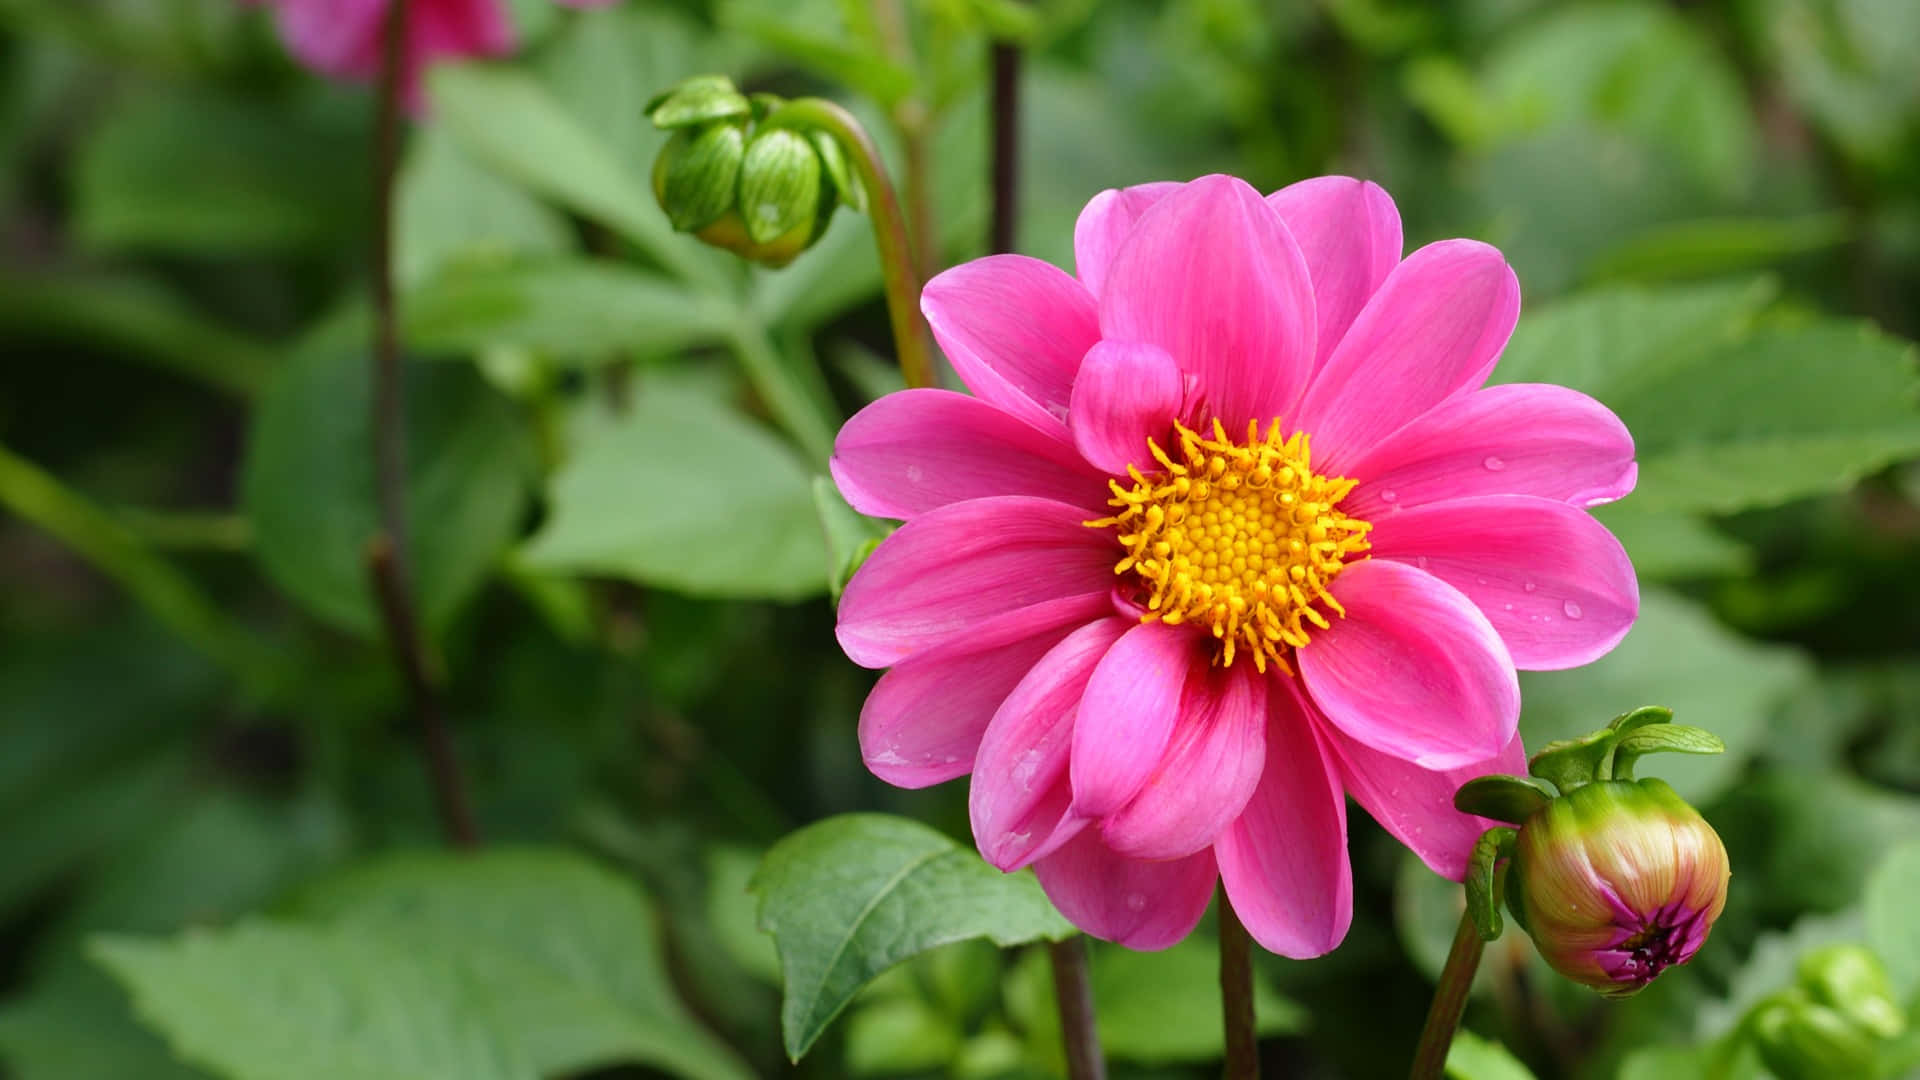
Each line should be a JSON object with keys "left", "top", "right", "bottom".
{"left": 1799, "top": 944, "right": 1907, "bottom": 1041}
{"left": 1509, "top": 778, "right": 1730, "bottom": 997}
{"left": 1750, "top": 990, "right": 1885, "bottom": 1080}
{"left": 646, "top": 76, "right": 847, "bottom": 268}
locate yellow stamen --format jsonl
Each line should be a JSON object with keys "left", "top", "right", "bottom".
{"left": 1087, "top": 420, "right": 1371, "bottom": 673}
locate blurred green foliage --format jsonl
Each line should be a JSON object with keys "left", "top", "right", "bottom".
{"left": 2, "top": 0, "right": 1920, "bottom": 1077}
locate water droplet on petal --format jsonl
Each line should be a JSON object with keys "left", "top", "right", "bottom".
{"left": 1476, "top": 577, "right": 1488, "bottom": 586}
{"left": 1380, "top": 489, "right": 1398, "bottom": 503}
{"left": 1483, "top": 456, "right": 1506, "bottom": 472}
{"left": 905, "top": 464, "right": 924, "bottom": 483}
{"left": 1416, "top": 556, "right": 1430, "bottom": 569}
{"left": 1563, "top": 601, "right": 1584, "bottom": 619}
{"left": 1503, "top": 603, "right": 1513, "bottom": 611}
{"left": 1125, "top": 892, "right": 1147, "bottom": 912}
{"left": 1523, "top": 581, "right": 1537, "bottom": 593}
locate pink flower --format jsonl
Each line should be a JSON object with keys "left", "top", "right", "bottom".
{"left": 832, "top": 175, "right": 1641, "bottom": 956}
{"left": 248, "top": 0, "right": 617, "bottom": 107}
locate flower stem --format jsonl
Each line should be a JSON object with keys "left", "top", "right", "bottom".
{"left": 1047, "top": 937, "right": 1106, "bottom": 1080}
{"left": 989, "top": 36, "right": 1021, "bottom": 254}
{"left": 1219, "top": 885, "right": 1260, "bottom": 1079}
{"left": 769, "top": 97, "right": 935, "bottom": 390}
{"left": 1409, "top": 908, "right": 1486, "bottom": 1080}
{"left": 370, "top": 0, "right": 478, "bottom": 850}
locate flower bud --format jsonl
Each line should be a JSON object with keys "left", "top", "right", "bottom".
{"left": 1798, "top": 944, "right": 1906, "bottom": 1041}
{"left": 1509, "top": 778, "right": 1729, "bottom": 997}
{"left": 1749, "top": 990, "right": 1885, "bottom": 1080}
{"left": 646, "top": 76, "right": 845, "bottom": 268}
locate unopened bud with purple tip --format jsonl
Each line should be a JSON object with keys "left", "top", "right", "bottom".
{"left": 1454, "top": 706, "right": 1733, "bottom": 999}
{"left": 1509, "top": 778, "right": 1729, "bottom": 997}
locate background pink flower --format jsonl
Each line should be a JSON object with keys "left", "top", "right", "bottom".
{"left": 248, "top": 0, "right": 616, "bottom": 107}
{"left": 833, "top": 174, "right": 1641, "bottom": 956}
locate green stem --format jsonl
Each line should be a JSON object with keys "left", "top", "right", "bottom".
{"left": 1047, "top": 937, "right": 1106, "bottom": 1080}
{"left": 1219, "top": 885, "right": 1260, "bottom": 1079}
{"left": 767, "top": 97, "right": 936, "bottom": 390}
{"left": 1409, "top": 908, "right": 1487, "bottom": 1080}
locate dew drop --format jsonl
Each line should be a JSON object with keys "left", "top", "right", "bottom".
{"left": 1503, "top": 603, "right": 1514, "bottom": 611}
{"left": 1475, "top": 576, "right": 1488, "bottom": 586}
{"left": 1563, "top": 600, "right": 1585, "bottom": 620}
{"left": 905, "top": 464, "right": 925, "bottom": 483}
{"left": 1125, "top": 892, "right": 1147, "bottom": 913}
{"left": 1483, "top": 455, "right": 1506, "bottom": 472}
{"left": 1416, "top": 556, "right": 1430, "bottom": 570}
{"left": 1380, "top": 489, "right": 1398, "bottom": 504}
{"left": 1522, "top": 581, "right": 1537, "bottom": 593}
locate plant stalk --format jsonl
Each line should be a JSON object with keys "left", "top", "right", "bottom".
{"left": 1047, "top": 937, "right": 1106, "bottom": 1080}
{"left": 1219, "top": 885, "right": 1260, "bottom": 1078}
{"left": 369, "top": 0, "right": 479, "bottom": 850}
{"left": 1409, "top": 909, "right": 1486, "bottom": 1079}
{"left": 770, "top": 97, "right": 935, "bottom": 390}
{"left": 989, "top": 37, "right": 1021, "bottom": 254}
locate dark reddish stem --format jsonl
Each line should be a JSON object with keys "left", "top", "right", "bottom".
{"left": 989, "top": 38, "right": 1021, "bottom": 254}
{"left": 1219, "top": 886, "right": 1260, "bottom": 1078}
{"left": 1048, "top": 937, "right": 1106, "bottom": 1080}
{"left": 369, "top": 0, "right": 478, "bottom": 850}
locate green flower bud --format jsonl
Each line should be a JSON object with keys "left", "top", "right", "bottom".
{"left": 1509, "top": 778, "right": 1730, "bottom": 997}
{"left": 1750, "top": 990, "right": 1886, "bottom": 1080}
{"left": 646, "top": 76, "right": 845, "bottom": 268}
{"left": 1799, "top": 944, "right": 1907, "bottom": 1041}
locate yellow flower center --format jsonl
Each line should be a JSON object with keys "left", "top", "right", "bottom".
{"left": 1090, "top": 418, "right": 1372, "bottom": 674}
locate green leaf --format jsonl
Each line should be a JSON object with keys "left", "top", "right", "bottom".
{"left": 1608, "top": 322, "right": 1920, "bottom": 514}
{"left": 93, "top": 922, "right": 539, "bottom": 1080}
{"left": 284, "top": 849, "right": 754, "bottom": 1080}
{"left": 73, "top": 87, "right": 367, "bottom": 256}
{"left": 1865, "top": 842, "right": 1920, "bottom": 997}
{"left": 1591, "top": 503, "right": 1753, "bottom": 580}
{"left": 1493, "top": 277, "right": 1776, "bottom": 395}
{"left": 1583, "top": 213, "right": 1850, "bottom": 285}
{"left": 1497, "top": 280, "right": 1920, "bottom": 515}
{"left": 1519, "top": 589, "right": 1812, "bottom": 803}
{"left": 750, "top": 813, "right": 1075, "bottom": 1061}
{"left": 0, "top": 964, "right": 209, "bottom": 1080}
{"left": 395, "top": 124, "right": 573, "bottom": 288}
{"left": 427, "top": 63, "right": 722, "bottom": 289}
{"left": 844, "top": 995, "right": 966, "bottom": 1075}
{"left": 1445, "top": 1029, "right": 1539, "bottom": 1080}
{"left": 406, "top": 258, "right": 740, "bottom": 360}
{"left": 242, "top": 348, "right": 534, "bottom": 639}
{"left": 1088, "top": 937, "right": 1308, "bottom": 1063}
{"left": 520, "top": 383, "right": 827, "bottom": 601}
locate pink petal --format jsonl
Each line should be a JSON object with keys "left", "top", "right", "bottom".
{"left": 921, "top": 255, "right": 1100, "bottom": 435}
{"left": 1369, "top": 494, "right": 1639, "bottom": 671}
{"left": 1215, "top": 680, "right": 1352, "bottom": 958}
{"left": 1034, "top": 828, "right": 1217, "bottom": 950}
{"left": 1324, "top": 725, "right": 1528, "bottom": 881}
{"left": 1099, "top": 175, "right": 1316, "bottom": 429}
{"left": 1265, "top": 176, "right": 1402, "bottom": 368}
{"left": 1299, "top": 558, "right": 1518, "bottom": 770}
{"left": 970, "top": 619, "right": 1131, "bottom": 870}
{"left": 832, "top": 389, "right": 1107, "bottom": 520}
{"left": 267, "top": 0, "right": 386, "bottom": 78}
{"left": 860, "top": 619, "right": 1091, "bottom": 789}
{"left": 1067, "top": 341, "right": 1184, "bottom": 475}
{"left": 836, "top": 496, "right": 1115, "bottom": 668}
{"left": 1100, "top": 660, "right": 1267, "bottom": 860}
{"left": 1342, "top": 384, "right": 1637, "bottom": 518}
{"left": 1072, "top": 181, "right": 1185, "bottom": 299}
{"left": 1069, "top": 621, "right": 1202, "bottom": 818}
{"left": 1293, "top": 240, "right": 1520, "bottom": 475}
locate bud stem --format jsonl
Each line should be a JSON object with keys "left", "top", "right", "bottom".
{"left": 766, "top": 98, "right": 936, "bottom": 390}
{"left": 1047, "top": 936, "right": 1106, "bottom": 1080}
{"left": 1409, "top": 907, "right": 1487, "bottom": 1080}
